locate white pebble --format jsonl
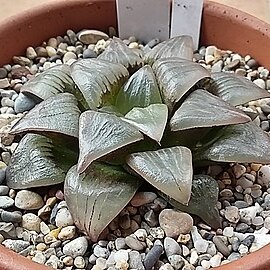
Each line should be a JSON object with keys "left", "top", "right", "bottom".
{"left": 223, "top": 227, "right": 234, "bottom": 238}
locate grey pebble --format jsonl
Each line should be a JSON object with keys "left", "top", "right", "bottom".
{"left": 14, "top": 93, "right": 37, "bottom": 113}
{"left": 144, "top": 210, "right": 158, "bottom": 227}
{"left": 168, "top": 255, "right": 185, "bottom": 270}
{"left": 0, "top": 196, "right": 14, "bottom": 209}
{"left": 129, "top": 250, "right": 145, "bottom": 270}
{"left": 125, "top": 235, "right": 146, "bottom": 251}
{"left": 82, "top": 49, "right": 97, "bottom": 59}
{"left": 93, "top": 245, "right": 110, "bottom": 259}
{"left": 213, "top": 236, "right": 230, "bottom": 257}
{"left": 1, "top": 210, "right": 22, "bottom": 223}
{"left": 146, "top": 38, "right": 159, "bottom": 48}
{"left": 164, "top": 237, "right": 182, "bottom": 258}
{"left": 0, "top": 222, "right": 16, "bottom": 238}
{"left": 2, "top": 239, "right": 30, "bottom": 252}
{"left": 1, "top": 97, "right": 14, "bottom": 107}
{"left": 0, "top": 186, "right": 9, "bottom": 196}
{"left": 115, "top": 237, "right": 127, "bottom": 250}
{"left": 0, "top": 167, "right": 6, "bottom": 184}
{"left": 261, "top": 121, "right": 269, "bottom": 131}
{"left": 143, "top": 244, "right": 163, "bottom": 270}
{"left": 241, "top": 235, "right": 255, "bottom": 248}
{"left": 227, "top": 252, "right": 241, "bottom": 262}
{"left": 0, "top": 68, "right": 8, "bottom": 79}
{"left": 63, "top": 236, "right": 88, "bottom": 258}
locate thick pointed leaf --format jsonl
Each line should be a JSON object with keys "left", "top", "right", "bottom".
{"left": 153, "top": 58, "right": 210, "bottom": 109}
{"left": 98, "top": 37, "right": 143, "bottom": 70}
{"left": 170, "top": 89, "right": 251, "bottom": 131}
{"left": 64, "top": 163, "right": 141, "bottom": 241}
{"left": 21, "top": 64, "right": 76, "bottom": 100}
{"left": 10, "top": 93, "right": 80, "bottom": 138}
{"left": 6, "top": 134, "right": 67, "bottom": 189}
{"left": 194, "top": 122, "right": 270, "bottom": 164}
{"left": 144, "top": 35, "right": 194, "bottom": 65}
{"left": 122, "top": 104, "right": 168, "bottom": 143}
{"left": 127, "top": 146, "right": 193, "bottom": 205}
{"left": 160, "top": 175, "right": 221, "bottom": 229}
{"left": 209, "top": 72, "right": 270, "bottom": 106}
{"left": 115, "top": 65, "right": 162, "bottom": 115}
{"left": 78, "top": 110, "right": 144, "bottom": 173}
{"left": 71, "top": 59, "right": 129, "bottom": 109}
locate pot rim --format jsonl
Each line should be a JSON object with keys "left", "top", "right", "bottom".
{"left": 0, "top": 1, "right": 270, "bottom": 270}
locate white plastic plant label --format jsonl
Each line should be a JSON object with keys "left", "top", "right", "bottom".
{"left": 170, "top": 0, "right": 203, "bottom": 49}
{"left": 116, "top": 0, "right": 170, "bottom": 43}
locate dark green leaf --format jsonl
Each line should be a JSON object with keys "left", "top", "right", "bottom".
{"left": 127, "top": 146, "right": 193, "bottom": 205}
{"left": 153, "top": 58, "right": 210, "bottom": 109}
{"left": 144, "top": 35, "right": 194, "bottom": 65}
{"left": 64, "top": 163, "right": 141, "bottom": 241}
{"left": 170, "top": 89, "right": 251, "bottom": 131}
{"left": 194, "top": 122, "right": 270, "bottom": 164}
{"left": 10, "top": 93, "right": 80, "bottom": 138}
{"left": 115, "top": 65, "right": 162, "bottom": 115}
{"left": 122, "top": 104, "right": 168, "bottom": 143}
{"left": 21, "top": 64, "right": 76, "bottom": 99}
{"left": 6, "top": 134, "right": 67, "bottom": 189}
{"left": 209, "top": 72, "right": 270, "bottom": 106}
{"left": 78, "top": 110, "right": 144, "bottom": 173}
{"left": 71, "top": 59, "right": 129, "bottom": 109}
{"left": 98, "top": 37, "right": 143, "bottom": 70}
{"left": 160, "top": 174, "right": 221, "bottom": 229}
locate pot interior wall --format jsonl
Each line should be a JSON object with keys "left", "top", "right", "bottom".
{"left": 0, "top": 0, "right": 270, "bottom": 67}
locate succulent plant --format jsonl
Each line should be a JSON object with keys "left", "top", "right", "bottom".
{"left": 7, "top": 36, "right": 270, "bottom": 241}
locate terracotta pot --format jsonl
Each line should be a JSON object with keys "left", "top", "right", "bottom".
{"left": 0, "top": 0, "right": 270, "bottom": 269}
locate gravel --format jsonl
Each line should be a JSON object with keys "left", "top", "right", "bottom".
{"left": 0, "top": 28, "right": 270, "bottom": 269}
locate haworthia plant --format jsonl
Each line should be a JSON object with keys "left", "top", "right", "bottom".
{"left": 7, "top": 35, "right": 270, "bottom": 241}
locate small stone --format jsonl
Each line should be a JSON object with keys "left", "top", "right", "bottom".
{"left": 15, "top": 190, "right": 44, "bottom": 210}
{"left": 159, "top": 263, "right": 174, "bottom": 270}
{"left": 220, "top": 189, "right": 233, "bottom": 197}
{"left": 227, "top": 59, "right": 240, "bottom": 69}
{"left": 0, "top": 196, "right": 14, "bottom": 209}
{"left": 83, "top": 48, "right": 97, "bottom": 59}
{"left": 78, "top": 30, "right": 109, "bottom": 44}
{"left": 36, "top": 243, "right": 47, "bottom": 251}
{"left": 211, "top": 60, "right": 223, "bottom": 72}
{"left": 45, "top": 254, "right": 60, "bottom": 268}
{"left": 194, "top": 239, "right": 209, "bottom": 254}
{"left": 238, "top": 243, "right": 249, "bottom": 255}
{"left": 144, "top": 210, "right": 158, "bottom": 227}
{"left": 114, "top": 249, "right": 129, "bottom": 263}
{"left": 264, "top": 216, "right": 270, "bottom": 229}
{"left": 94, "top": 245, "right": 110, "bottom": 259}
{"left": 58, "top": 225, "right": 76, "bottom": 240}
{"left": 247, "top": 59, "right": 258, "bottom": 69}
{"left": 21, "top": 213, "right": 41, "bottom": 232}
{"left": 119, "top": 214, "right": 131, "bottom": 229}
{"left": 14, "top": 93, "right": 36, "bottom": 113}
{"left": 55, "top": 208, "right": 73, "bottom": 227}
{"left": 0, "top": 222, "right": 16, "bottom": 238}
{"left": 13, "top": 56, "right": 31, "bottom": 66}
{"left": 0, "top": 68, "right": 8, "bottom": 79}
{"left": 182, "top": 245, "right": 190, "bottom": 257}
{"left": 63, "top": 52, "right": 77, "bottom": 64}
{"left": 164, "top": 237, "right": 181, "bottom": 257}
{"left": 46, "top": 46, "right": 57, "bottom": 57}
{"left": 0, "top": 186, "right": 9, "bottom": 196}
{"left": 63, "top": 236, "right": 88, "bottom": 258}
{"left": 144, "top": 244, "right": 163, "bottom": 270}
{"left": 125, "top": 235, "right": 146, "bottom": 251}
{"left": 1, "top": 210, "right": 22, "bottom": 223}
{"left": 224, "top": 206, "right": 240, "bottom": 223}
{"left": 0, "top": 78, "right": 10, "bottom": 89}
{"left": 149, "top": 227, "right": 164, "bottom": 239}
{"left": 131, "top": 192, "right": 157, "bottom": 207}
{"left": 223, "top": 227, "right": 234, "bottom": 237}
{"left": 254, "top": 78, "right": 266, "bottom": 89}
{"left": 168, "top": 255, "right": 185, "bottom": 270}
{"left": 115, "top": 238, "right": 127, "bottom": 250}
{"left": 32, "top": 251, "right": 46, "bottom": 264}
{"left": 116, "top": 259, "right": 129, "bottom": 270}
{"left": 159, "top": 209, "right": 193, "bottom": 238}
{"left": 213, "top": 236, "right": 230, "bottom": 257}
{"left": 134, "top": 229, "right": 147, "bottom": 241}
{"left": 237, "top": 176, "right": 253, "bottom": 189}
{"left": 74, "top": 256, "right": 86, "bottom": 268}
{"left": 233, "top": 164, "right": 246, "bottom": 178}
{"left": 241, "top": 235, "right": 255, "bottom": 248}
{"left": 40, "top": 221, "right": 50, "bottom": 235}
{"left": 257, "top": 165, "right": 270, "bottom": 187}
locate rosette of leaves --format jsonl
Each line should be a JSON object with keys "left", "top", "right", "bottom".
{"left": 7, "top": 36, "right": 270, "bottom": 241}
